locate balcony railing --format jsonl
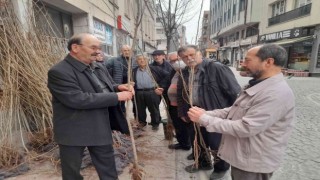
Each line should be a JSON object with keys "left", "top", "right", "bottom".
{"left": 268, "top": 3, "right": 311, "bottom": 26}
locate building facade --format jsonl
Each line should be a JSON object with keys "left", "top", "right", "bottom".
{"left": 259, "top": 0, "right": 319, "bottom": 75}
{"left": 209, "top": 0, "right": 320, "bottom": 75}
{"left": 12, "top": 0, "right": 156, "bottom": 56}
{"left": 199, "top": 10, "right": 217, "bottom": 59}
{"left": 209, "top": 0, "right": 261, "bottom": 67}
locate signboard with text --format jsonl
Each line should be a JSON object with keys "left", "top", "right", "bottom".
{"left": 93, "top": 19, "right": 106, "bottom": 42}
{"left": 259, "top": 28, "right": 302, "bottom": 42}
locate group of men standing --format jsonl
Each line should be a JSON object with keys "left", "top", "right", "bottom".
{"left": 48, "top": 33, "right": 295, "bottom": 180}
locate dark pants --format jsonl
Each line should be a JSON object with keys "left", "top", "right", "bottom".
{"left": 59, "top": 144, "right": 118, "bottom": 180}
{"left": 135, "top": 90, "right": 161, "bottom": 126}
{"left": 231, "top": 166, "right": 273, "bottom": 180}
{"left": 188, "top": 124, "right": 230, "bottom": 171}
{"left": 169, "top": 105, "right": 190, "bottom": 147}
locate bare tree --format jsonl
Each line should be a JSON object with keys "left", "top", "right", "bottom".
{"left": 150, "top": 0, "right": 199, "bottom": 52}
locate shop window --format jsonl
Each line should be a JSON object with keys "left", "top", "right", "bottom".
{"left": 271, "top": 0, "right": 286, "bottom": 17}
{"left": 288, "top": 40, "right": 312, "bottom": 71}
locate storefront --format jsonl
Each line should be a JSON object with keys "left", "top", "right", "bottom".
{"left": 259, "top": 27, "right": 315, "bottom": 71}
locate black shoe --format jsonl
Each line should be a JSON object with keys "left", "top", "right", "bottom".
{"left": 185, "top": 164, "right": 213, "bottom": 173}
{"left": 187, "top": 153, "right": 194, "bottom": 160}
{"left": 137, "top": 122, "right": 147, "bottom": 128}
{"left": 168, "top": 143, "right": 191, "bottom": 150}
{"left": 210, "top": 171, "right": 227, "bottom": 179}
{"left": 152, "top": 125, "right": 159, "bottom": 130}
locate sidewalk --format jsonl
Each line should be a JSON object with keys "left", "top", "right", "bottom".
{"left": 118, "top": 102, "right": 231, "bottom": 180}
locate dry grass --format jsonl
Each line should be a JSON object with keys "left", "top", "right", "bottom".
{"left": 0, "top": 144, "right": 22, "bottom": 168}
{"left": 0, "top": 0, "right": 66, "bottom": 166}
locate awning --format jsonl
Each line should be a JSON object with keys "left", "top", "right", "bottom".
{"left": 273, "top": 36, "right": 313, "bottom": 45}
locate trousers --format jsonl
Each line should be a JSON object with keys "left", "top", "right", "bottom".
{"left": 59, "top": 144, "right": 118, "bottom": 180}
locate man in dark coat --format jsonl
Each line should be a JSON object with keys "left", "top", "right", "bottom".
{"left": 151, "top": 50, "right": 174, "bottom": 107}
{"left": 177, "top": 45, "right": 241, "bottom": 179}
{"left": 132, "top": 54, "right": 169, "bottom": 130}
{"left": 47, "top": 33, "right": 134, "bottom": 180}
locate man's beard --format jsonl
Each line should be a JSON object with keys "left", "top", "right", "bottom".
{"left": 247, "top": 69, "right": 263, "bottom": 79}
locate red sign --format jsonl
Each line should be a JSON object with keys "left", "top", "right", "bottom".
{"left": 117, "top": 16, "right": 122, "bottom": 29}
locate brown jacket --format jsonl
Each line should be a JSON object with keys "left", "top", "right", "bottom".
{"left": 199, "top": 73, "right": 295, "bottom": 173}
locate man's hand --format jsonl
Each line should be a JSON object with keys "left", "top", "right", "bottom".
{"left": 154, "top": 87, "right": 164, "bottom": 95}
{"left": 187, "top": 106, "right": 206, "bottom": 123}
{"left": 117, "top": 91, "right": 133, "bottom": 101}
{"left": 118, "top": 83, "right": 135, "bottom": 95}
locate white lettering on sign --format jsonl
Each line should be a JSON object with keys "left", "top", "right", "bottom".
{"left": 93, "top": 19, "right": 106, "bottom": 42}
{"left": 265, "top": 30, "right": 291, "bottom": 41}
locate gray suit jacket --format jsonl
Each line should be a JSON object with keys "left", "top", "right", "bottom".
{"left": 48, "top": 54, "right": 121, "bottom": 146}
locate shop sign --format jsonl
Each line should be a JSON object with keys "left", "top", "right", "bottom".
{"left": 105, "top": 25, "right": 113, "bottom": 45}
{"left": 260, "top": 30, "right": 291, "bottom": 42}
{"left": 117, "top": 16, "right": 131, "bottom": 33}
{"left": 240, "top": 38, "right": 252, "bottom": 46}
{"left": 93, "top": 19, "right": 106, "bottom": 42}
{"left": 259, "top": 28, "right": 302, "bottom": 42}
{"left": 228, "top": 41, "right": 239, "bottom": 48}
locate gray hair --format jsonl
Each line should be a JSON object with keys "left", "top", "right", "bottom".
{"left": 177, "top": 45, "right": 199, "bottom": 56}
{"left": 256, "top": 44, "right": 287, "bottom": 67}
{"left": 135, "top": 53, "right": 149, "bottom": 60}
{"left": 121, "top": 44, "right": 131, "bottom": 50}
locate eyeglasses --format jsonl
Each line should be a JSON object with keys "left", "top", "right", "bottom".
{"left": 180, "top": 54, "right": 196, "bottom": 61}
{"left": 78, "top": 44, "right": 102, "bottom": 51}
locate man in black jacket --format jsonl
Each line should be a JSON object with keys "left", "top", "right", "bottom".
{"left": 133, "top": 54, "right": 169, "bottom": 130}
{"left": 48, "top": 33, "right": 134, "bottom": 180}
{"left": 151, "top": 50, "right": 174, "bottom": 106}
{"left": 177, "top": 45, "right": 241, "bottom": 179}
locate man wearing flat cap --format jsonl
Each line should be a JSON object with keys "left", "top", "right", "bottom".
{"left": 151, "top": 50, "right": 174, "bottom": 108}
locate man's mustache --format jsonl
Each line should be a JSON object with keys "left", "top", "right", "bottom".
{"left": 91, "top": 52, "right": 99, "bottom": 56}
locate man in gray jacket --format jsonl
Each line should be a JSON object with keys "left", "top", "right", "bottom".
{"left": 48, "top": 33, "right": 134, "bottom": 180}
{"left": 188, "top": 44, "right": 295, "bottom": 180}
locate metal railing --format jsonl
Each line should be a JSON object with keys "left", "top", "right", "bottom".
{"left": 268, "top": 3, "right": 311, "bottom": 26}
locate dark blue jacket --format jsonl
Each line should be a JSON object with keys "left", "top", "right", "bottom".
{"left": 106, "top": 55, "right": 137, "bottom": 84}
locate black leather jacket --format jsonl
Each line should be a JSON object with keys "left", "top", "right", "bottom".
{"left": 177, "top": 59, "right": 241, "bottom": 118}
